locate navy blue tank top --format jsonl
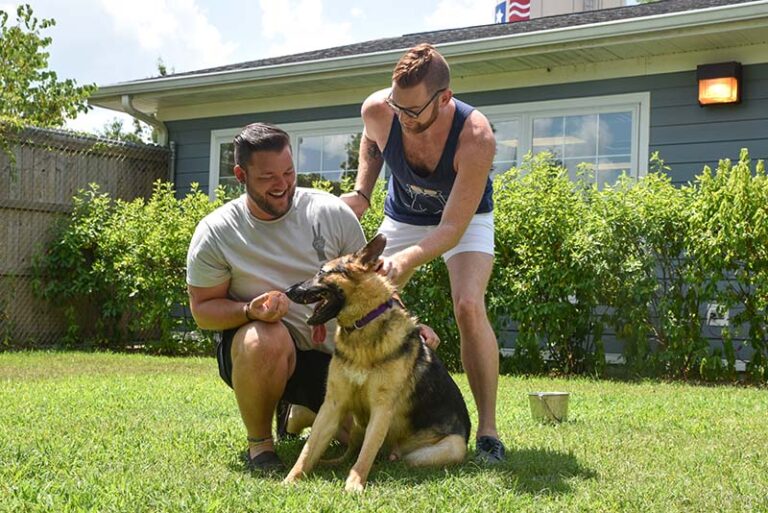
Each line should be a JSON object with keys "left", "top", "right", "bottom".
{"left": 382, "top": 98, "right": 494, "bottom": 226}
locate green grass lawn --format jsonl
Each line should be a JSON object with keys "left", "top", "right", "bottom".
{"left": 1, "top": 351, "right": 766, "bottom": 513}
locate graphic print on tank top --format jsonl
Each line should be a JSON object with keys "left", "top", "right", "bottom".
{"left": 403, "top": 183, "right": 449, "bottom": 214}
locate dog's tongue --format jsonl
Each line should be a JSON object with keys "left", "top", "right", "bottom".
{"left": 311, "top": 324, "right": 326, "bottom": 345}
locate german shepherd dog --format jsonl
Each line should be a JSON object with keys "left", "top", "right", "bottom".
{"left": 283, "top": 234, "right": 471, "bottom": 492}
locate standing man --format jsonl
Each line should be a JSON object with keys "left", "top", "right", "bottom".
{"left": 341, "top": 43, "right": 505, "bottom": 463}
{"left": 186, "top": 123, "right": 366, "bottom": 472}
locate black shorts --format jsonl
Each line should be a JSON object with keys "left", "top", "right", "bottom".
{"left": 216, "top": 325, "right": 331, "bottom": 413}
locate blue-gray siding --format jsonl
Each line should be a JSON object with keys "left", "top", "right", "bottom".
{"left": 168, "top": 63, "right": 767, "bottom": 362}
{"left": 169, "top": 63, "right": 768, "bottom": 194}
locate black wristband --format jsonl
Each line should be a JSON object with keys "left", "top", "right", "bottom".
{"left": 244, "top": 301, "right": 257, "bottom": 322}
{"left": 354, "top": 189, "right": 371, "bottom": 205}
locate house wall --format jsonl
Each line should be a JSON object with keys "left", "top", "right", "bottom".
{"left": 168, "top": 62, "right": 768, "bottom": 194}
{"left": 465, "top": 62, "right": 768, "bottom": 185}
{"left": 167, "top": 62, "right": 767, "bottom": 363}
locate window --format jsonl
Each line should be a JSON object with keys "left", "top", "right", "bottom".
{"left": 493, "top": 119, "right": 520, "bottom": 175}
{"left": 209, "top": 94, "right": 649, "bottom": 197}
{"left": 295, "top": 132, "right": 361, "bottom": 186}
{"left": 215, "top": 141, "right": 239, "bottom": 193}
{"left": 485, "top": 93, "right": 650, "bottom": 186}
{"left": 209, "top": 119, "right": 363, "bottom": 199}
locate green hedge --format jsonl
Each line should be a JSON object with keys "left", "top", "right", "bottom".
{"left": 29, "top": 151, "right": 768, "bottom": 382}
{"left": 31, "top": 182, "right": 227, "bottom": 354}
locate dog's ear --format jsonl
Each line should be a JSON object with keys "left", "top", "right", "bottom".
{"left": 354, "top": 233, "right": 387, "bottom": 267}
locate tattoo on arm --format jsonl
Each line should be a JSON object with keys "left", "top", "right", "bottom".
{"left": 363, "top": 137, "right": 382, "bottom": 162}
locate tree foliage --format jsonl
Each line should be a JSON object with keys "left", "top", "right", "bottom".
{"left": 0, "top": 4, "right": 95, "bottom": 128}
{"left": 491, "top": 154, "right": 606, "bottom": 375}
{"left": 689, "top": 150, "right": 768, "bottom": 380}
{"left": 98, "top": 117, "right": 153, "bottom": 144}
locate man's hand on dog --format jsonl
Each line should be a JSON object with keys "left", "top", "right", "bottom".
{"left": 419, "top": 324, "right": 440, "bottom": 351}
{"left": 374, "top": 255, "right": 409, "bottom": 287}
{"left": 246, "top": 291, "right": 289, "bottom": 323}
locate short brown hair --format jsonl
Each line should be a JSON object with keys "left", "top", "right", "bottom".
{"left": 234, "top": 123, "right": 291, "bottom": 168}
{"left": 391, "top": 43, "right": 450, "bottom": 91}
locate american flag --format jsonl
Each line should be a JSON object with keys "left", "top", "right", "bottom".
{"left": 495, "top": 1, "right": 507, "bottom": 23}
{"left": 508, "top": 0, "right": 531, "bottom": 22}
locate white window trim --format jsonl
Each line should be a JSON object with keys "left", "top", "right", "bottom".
{"left": 483, "top": 92, "right": 651, "bottom": 178}
{"left": 209, "top": 127, "right": 242, "bottom": 199}
{"left": 208, "top": 118, "right": 362, "bottom": 199}
{"left": 208, "top": 93, "right": 650, "bottom": 197}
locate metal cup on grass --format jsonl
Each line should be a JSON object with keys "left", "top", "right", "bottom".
{"left": 528, "top": 392, "right": 570, "bottom": 423}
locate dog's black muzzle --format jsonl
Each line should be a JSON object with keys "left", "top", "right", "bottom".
{"left": 285, "top": 281, "right": 345, "bottom": 325}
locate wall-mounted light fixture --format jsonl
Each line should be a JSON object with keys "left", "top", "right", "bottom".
{"left": 697, "top": 61, "right": 742, "bottom": 106}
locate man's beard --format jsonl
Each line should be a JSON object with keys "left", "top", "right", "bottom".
{"left": 402, "top": 103, "right": 439, "bottom": 135}
{"left": 246, "top": 183, "right": 296, "bottom": 219}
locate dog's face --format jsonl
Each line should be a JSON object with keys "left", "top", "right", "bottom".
{"left": 285, "top": 233, "right": 388, "bottom": 325}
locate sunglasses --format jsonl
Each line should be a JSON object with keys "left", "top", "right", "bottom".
{"left": 385, "top": 88, "right": 447, "bottom": 119}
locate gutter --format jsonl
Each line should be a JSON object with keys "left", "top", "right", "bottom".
{"left": 121, "top": 95, "right": 175, "bottom": 182}
{"left": 121, "top": 95, "right": 168, "bottom": 146}
{"left": 91, "top": 0, "right": 768, "bottom": 100}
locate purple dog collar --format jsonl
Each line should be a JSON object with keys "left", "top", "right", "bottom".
{"left": 352, "top": 298, "right": 395, "bottom": 329}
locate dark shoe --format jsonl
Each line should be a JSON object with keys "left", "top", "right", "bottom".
{"left": 475, "top": 436, "right": 506, "bottom": 464}
{"left": 244, "top": 450, "right": 285, "bottom": 473}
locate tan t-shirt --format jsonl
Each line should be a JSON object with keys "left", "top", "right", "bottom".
{"left": 186, "top": 188, "right": 366, "bottom": 352}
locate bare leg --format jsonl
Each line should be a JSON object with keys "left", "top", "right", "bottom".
{"left": 445, "top": 252, "right": 499, "bottom": 440}
{"left": 230, "top": 321, "right": 296, "bottom": 459}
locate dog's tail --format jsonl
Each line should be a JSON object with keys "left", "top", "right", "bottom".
{"left": 319, "top": 426, "right": 362, "bottom": 466}
{"left": 319, "top": 448, "right": 353, "bottom": 466}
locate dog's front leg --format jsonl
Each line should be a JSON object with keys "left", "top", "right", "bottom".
{"left": 345, "top": 406, "right": 393, "bottom": 493}
{"left": 283, "top": 400, "right": 344, "bottom": 485}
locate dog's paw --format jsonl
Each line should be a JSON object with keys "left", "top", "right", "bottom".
{"left": 282, "top": 474, "right": 300, "bottom": 486}
{"left": 344, "top": 472, "right": 366, "bottom": 493}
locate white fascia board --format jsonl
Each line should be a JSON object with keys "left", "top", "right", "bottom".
{"left": 91, "top": 1, "right": 768, "bottom": 101}
{"left": 91, "top": 51, "right": 402, "bottom": 99}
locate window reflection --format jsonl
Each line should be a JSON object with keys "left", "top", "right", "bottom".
{"left": 492, "top": 119, "right": 519, "bottom": 177}
{"left": 218, "top": 143, "right": 242, "bottom": 195}
{"left": 532, "top": 111, "right": 632, "bottom": 187}
{"left": 297, "top": 132, "right": 361, "bottom": 189}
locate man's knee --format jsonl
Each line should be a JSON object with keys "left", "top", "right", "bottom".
{"left": 232, "top": 322, "right": 295, "bottom": 371}
{"left": 452, "top": 295, "right": 487, "bottom": 324}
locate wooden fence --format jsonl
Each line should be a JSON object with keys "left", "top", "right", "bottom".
{"left": 0, "top": 126, "right": 170, "bottom": 345}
